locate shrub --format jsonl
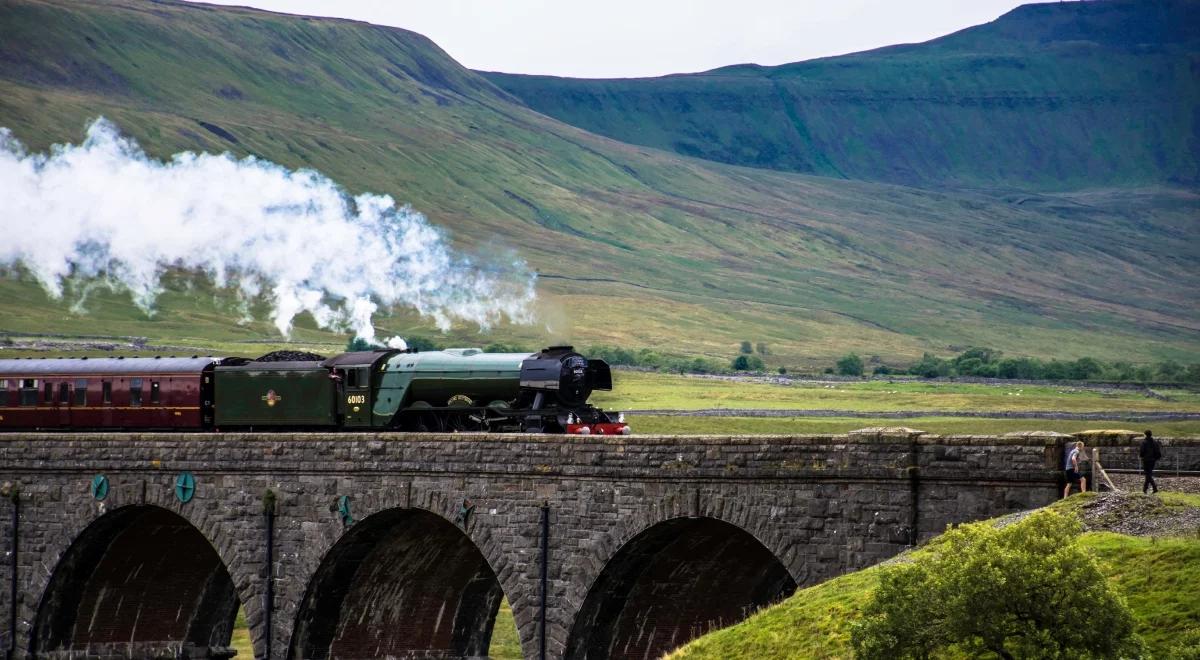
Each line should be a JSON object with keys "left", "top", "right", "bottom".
{"left": 346, "top": 337, "right": 373, "bottom": 351}
{"left": 731, "top": 354, "right": 764, "bottom": 371}
{"left": 483, "top": 342, "right": 530, "bottom": 353}
{"left": 910, "top": 352, "right": 954, "bottom": 378}
{"left": 756, "top": 342, "right": 769, "bottom": 356}
{"left": 404, "top": 335, "right": 444, "bottom": 352}
{"left": 1069, "top": 357, "right": 1104, "bottom": 380}
{"left": 1156, "top": 360, "right": 1185, "bottom": 382}
{"left": 836, "top": 353, "right": 864, "bottom": 376}
{"left": 851, "top": 510, "right": 1142, "bottom": 659}
{"left": 1185, "top": 364, "right": 1200, "bottom": 385}
{"left": 739, "top": 340, "right": 753, "bottom": 354}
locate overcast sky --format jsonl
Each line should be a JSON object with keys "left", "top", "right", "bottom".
{"left": 192, "top": 0, "right": 1040, "bottom": 78}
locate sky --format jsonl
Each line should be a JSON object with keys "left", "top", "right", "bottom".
{"left": 190, "top": 0, "right": 1039, "bottom": 78}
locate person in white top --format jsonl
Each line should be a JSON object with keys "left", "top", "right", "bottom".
{"left": 1062, "top": 440, "right": 1087, "bottom": 498}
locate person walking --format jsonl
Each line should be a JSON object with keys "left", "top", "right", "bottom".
{"left": 1139, "top": 429, "right": 1162, "bottom": 494}
{"left": 1063, "top": 440, "right": 1087, "bottom": 498}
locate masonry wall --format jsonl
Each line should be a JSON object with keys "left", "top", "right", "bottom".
{"left": 0, "top": 430, "right": 1188, "bottom": 659}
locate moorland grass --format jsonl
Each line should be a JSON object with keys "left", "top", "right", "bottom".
{"left": 1, "top": 0, "right": 1198, "bottom": 365}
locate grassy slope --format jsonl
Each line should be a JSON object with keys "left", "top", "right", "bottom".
{"left": 669, "top": 494, "right": 1200, "bottom": 659}
{"left": 0, "top": 0, "right": 1197, "bottom": 366}
{"left": 486, "top": 1, "right": 1200, "bottom": 190}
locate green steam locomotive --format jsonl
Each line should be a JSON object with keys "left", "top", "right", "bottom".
{"left": 213, "top": 345, "right": 628, "bottom": 434}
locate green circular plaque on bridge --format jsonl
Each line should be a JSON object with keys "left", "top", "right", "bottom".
{"left": 174, "top": 471, "right": 196, "bottom": 504}
{"left": 90, "top": 474, "right": 109, "bottom": 501}
{"left": 337, "top": 495, "right": 354, "bottom": 526}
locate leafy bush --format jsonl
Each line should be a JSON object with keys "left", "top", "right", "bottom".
{"left": 731, "top": 354, "right": 765, "bottom": 371}
{"left": 587, "top": 345, "right": 727, "bottom": 374}
{"left": 483, "top": 342, "right": 531, "bottom": 353}
{"left": 739, "top": 340, "right": 753, "bottom": 354}
{"left": 346, "top": 336, "right": 373, "bottom": 352}
{"left": 851, "top": 510, "right": 1142, "bottom": 659}
{"left": 836, "top": 353, "right": 864, "bottom": 376}
{"left": 910, "top": 352, "right": 953, "bottom": 378}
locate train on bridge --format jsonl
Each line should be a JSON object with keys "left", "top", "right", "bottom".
{"left": 0, "top": 345, "right": 629, "bottom": 434}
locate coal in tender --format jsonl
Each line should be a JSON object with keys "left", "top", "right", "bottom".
{"left": 255, "top": 350, "right": 327, "bottom": 362}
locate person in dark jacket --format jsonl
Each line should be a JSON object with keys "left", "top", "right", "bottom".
{"left": 1139, "top": 429, "right": 1162, "bottom": 494}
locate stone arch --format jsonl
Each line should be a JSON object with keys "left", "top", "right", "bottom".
{"left": 565, "top": 504, "right": 798, "bottom": 660}
{"left": 287, "top": 497, "right": 521, "bottom": 660}
{"left": 30, "top": 503, "right": 243, "bottom": 658}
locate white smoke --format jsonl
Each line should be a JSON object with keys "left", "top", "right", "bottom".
{"left": 0, "top": 118, "right": 537, "bottom": 340}
{"left": 385, "top": 336, "right": 408, "bottom": 350}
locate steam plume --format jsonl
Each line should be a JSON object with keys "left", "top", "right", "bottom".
{"left": 0, "top": 118, "right": 536, "bottom": 340}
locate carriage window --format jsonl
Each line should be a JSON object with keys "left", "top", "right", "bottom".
{"left": 58, "top": 382, "right": 69, "bottom": 404}
{"left": 75, "top": 379, "right": 88, "bottom": 406}
{"left": 130, "top": 378, "right": 143, "bottom": 406}
{"left": 150, "top": 381, "right": 161, "bottom": 404}
{"left": 0, "top": 380, "right": 7, "bottom": 406}
{"left": 44, "top": 382, "right": 53, "bottom": 403}
{"left": 20, "top": 379, "right": 38, "bottom": 406}
{"left": 102, "top": 381, "right": 112, "bottom": 404}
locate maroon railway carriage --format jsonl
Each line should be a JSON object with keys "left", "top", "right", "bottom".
{"left": 0, "top": 357, "right": 222, "bottom": 430}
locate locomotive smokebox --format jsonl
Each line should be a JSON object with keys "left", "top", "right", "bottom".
{"left": 520, "top": 345, "right": 612, "bottom": 408}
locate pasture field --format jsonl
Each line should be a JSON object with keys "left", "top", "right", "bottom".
{"left": 627, "top": 415, "right": 1200, "bottom": 437}
{"left": 593, "top": 370, "right": 1200, "bottom": 415}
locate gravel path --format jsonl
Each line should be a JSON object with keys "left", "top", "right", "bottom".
{"left": 1108, "top": 472, "right": 1200, "bottom": 496}
{"left": 1071, "top": 489, "right": 1200, "bottom": 537}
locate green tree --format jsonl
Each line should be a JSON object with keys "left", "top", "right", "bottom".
{"left": 739, "top": 340, "right": 753, "bottom": 354}
{"left": 756, "top": 342, "right": 769, "bottom": 356}
{"left": 851, "top": 510, "right": 1141, "bottom": 660}
{"left": 731, "top": 354, "right": 764, "bottom": 371}
{"left": 1185, "top": 364, "right": 1200, "bottom": 385}
{"left": 836, "top": 353, "right": 864, "bottom": 376}
{"left": 483, "top": 342, "right": 530, "bottom": 353}
{"left": 953, "top": 347, "right": 999, "bottom": 367}
{"left": 1069, "top": 357, "right": 1104, "bottom": 380}
{"left": 1156, "top": 360, "right": 1185, "bottom": 382}
{"left": 404, "top": 335, "right": 444, "bottom": 352}
{"left": 911, "top": 352, "right": 953, "bottom": 378}
{"left": 997, "top": 356, "right": 1043, "bottom": 379}
{"left": 346, "top": 336, "right": 373, "bottom": 351}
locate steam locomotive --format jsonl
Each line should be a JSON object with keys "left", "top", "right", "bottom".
{"left": 0, "top": 346, "right": 629, "bottom": 434}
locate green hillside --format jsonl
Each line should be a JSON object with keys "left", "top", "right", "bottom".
{"left": 486, "top": 0, "right": 1200, "bottom": 189}
{"left": 0, "top": 0, "right": 1197, "bottom": 366}
{"left": 670, "top": 494, "right": 1200, "bottom": 659}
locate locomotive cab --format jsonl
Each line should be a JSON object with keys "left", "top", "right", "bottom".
{"left": 322, "top": 350, "right": 396, "bottom": 428}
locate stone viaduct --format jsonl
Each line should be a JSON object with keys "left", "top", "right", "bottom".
{"left": 0, "top": 429, "right": 1194, "bottom": 659}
